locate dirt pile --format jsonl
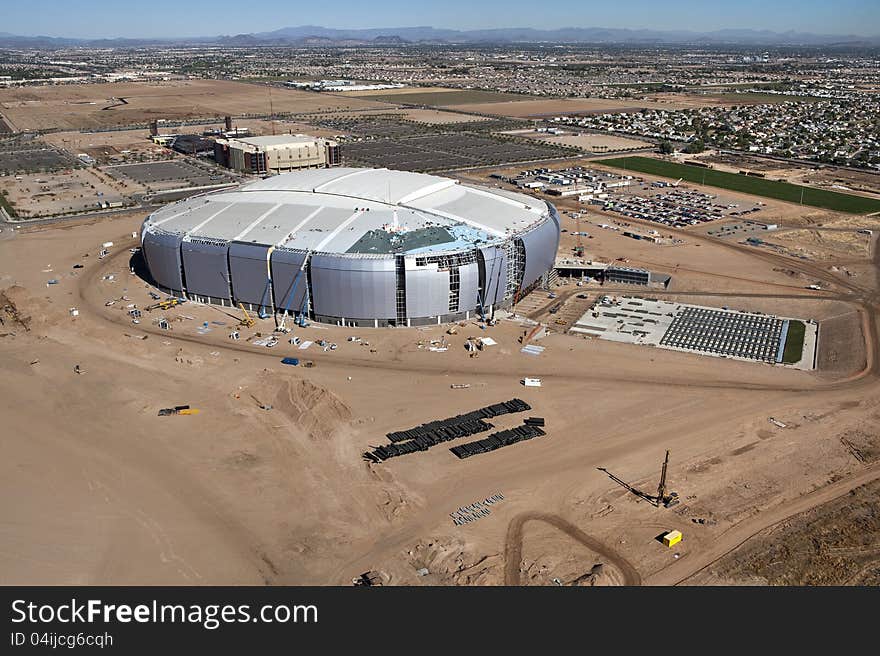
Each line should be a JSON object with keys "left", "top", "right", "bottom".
{"left": 272, "top": 378, "right": 352, "bottom": 440}
{"left": 377, "top": 537, "right": 504, "bottom": 585}
{"left": 0, "top": 285, "right": 48, "bottom": 334}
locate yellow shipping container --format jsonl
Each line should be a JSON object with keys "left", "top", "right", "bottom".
{"left": 662, "top": 530, "right": 682, "bottom": 548}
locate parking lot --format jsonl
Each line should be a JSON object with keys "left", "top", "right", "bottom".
{"left": 344, "top": 138, "right": 474, "bottom": 171}
{"left": 107, "top": 160, "right": 234, "bottom": 191}
{"left": 344, "top": 133, "right": 572, "bottom": 172}
{"left": 0, "top": 136, "right": 78, "bottom": 174}
{"left": 313, "top": 116, "right": 427, "bottom": 138}
{"left": 571, "top": 296, "right": 816, "bottom": 368}
{"left": 600, "top": 187, "right": 762, "bottom": 228}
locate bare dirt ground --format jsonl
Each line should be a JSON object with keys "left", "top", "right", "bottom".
{"left": 504, "top": 131, "right": 652, "bottom": 152}
{"left": 400, "top": 109, "right": 491, "bottom": 124}
{"left": 443, "top": 97, "right": 692, "bottom": 118}
{"left": 0, "top": 80, "right": 391, "bottom": 131}
{"left": 698, "top": 153, "right": 880, "bottom": 197}
{"left": 769, "top": 228, "right": 872, "bottom": 260}
{"left": 646, "top": 92, "right": 799, "bottom": 108}
{"left": 337, "top": 86, "right": 462, "bottom": 97}
{"left": 684, "top": 478, "right": 880, "bottom": 585}
{"left": 3, "top": 168, "right": 129, "bottom": 218}
{"left": 1, "top": 170, "right": 879, "bottom": 586}
{"left": 42, "top": 129, "right": 164, "bottom": 165}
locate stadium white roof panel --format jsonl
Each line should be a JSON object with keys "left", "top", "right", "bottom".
{"left": 144, "top": 168, "right": 552, "bottom": 255}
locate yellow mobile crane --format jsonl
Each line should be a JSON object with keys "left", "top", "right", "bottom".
{"left": 657, "top": 450, "right": 679, "bottom": 508}
{"left": 238, "top": 303, "right": 256, "bottom": 328}
{"left": 145, "top": 298, "right": 181, "bottom": 312}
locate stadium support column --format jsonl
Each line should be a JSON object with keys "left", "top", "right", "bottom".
{"left": 265, "top": 246, "right": 277, "bottom": 322}
{"left": 395, "top": 254, "right": 407, "bottom": 326}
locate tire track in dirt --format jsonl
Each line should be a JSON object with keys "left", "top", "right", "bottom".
{"left": 503, "top": 511, "right": 641, "bottom": 586}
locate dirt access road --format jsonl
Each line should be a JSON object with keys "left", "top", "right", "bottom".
{"left": 649, "top": 460, "right": 880, "bottom": 585}
{"left": 3, "top": 194, "right": 880, "bottom": 585}
{"left": 504, "top": 512, "right": 641, "bottom": 585}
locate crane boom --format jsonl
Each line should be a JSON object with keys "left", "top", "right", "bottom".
{"left": 658, "top": 449, "right": 670, "bottom": 502}
{"left": 238, "top": 303, "right": 255, "bottom": 328}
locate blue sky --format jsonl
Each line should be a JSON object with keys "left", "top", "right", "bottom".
{"left": 4, "top": 0, "right": 879, "bottom": 38}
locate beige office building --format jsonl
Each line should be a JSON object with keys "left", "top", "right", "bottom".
{"left": 214, "top": 134, "right": 341, "bottom": 174}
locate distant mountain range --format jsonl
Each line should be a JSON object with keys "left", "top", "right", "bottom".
{"left": 1, "top": 25, "right": 879, "bottom": 48}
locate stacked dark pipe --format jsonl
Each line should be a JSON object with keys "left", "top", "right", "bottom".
{"left": 364, "top": 399, "right": 531, "bottom": 463}
{"left": 450, "top": 422, "right": 546, "bottom": 459}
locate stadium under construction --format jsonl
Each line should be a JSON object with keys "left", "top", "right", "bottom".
{"left": 140, "top": 167, "right": 560, "bottom": 326}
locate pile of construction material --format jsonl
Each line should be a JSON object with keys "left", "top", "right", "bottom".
{"left": 450, "top": 419, "right": 545, "bottom": 459}
{"left": 451, "top": 493, "right": 504, "bottom": 525}
{"left": 364, "top": 399, "right": 531, "bottom": 463}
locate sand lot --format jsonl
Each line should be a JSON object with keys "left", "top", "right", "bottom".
{"left": 0, "top": 191, "right": 878, "bottom": 587}
{"left": 2, "top": 168, "right": 129, "bottom": 218}
{"left": 401, "top": 108, "right": 491, "bottom": 124}
{"left": 42, "top": 128, "right": 165, "bottom": 165}
{"left": 520, "top": 132, "right": 652, "bottom": 152}
{"left": 447, "top": 97, "right": 692, "bottom": 118}
{"left": 0, "top": 80, "right": 392, "bottom": 131}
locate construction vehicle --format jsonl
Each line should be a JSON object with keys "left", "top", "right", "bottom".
{"left": 251, "top": 394, "right": 272, "bottom": 411}
{"left": 157, "top": 405, "right": 199, "bottom": 416}
{"left": 277, "top": 253, "right": 310, "bottom": 331}
{"left": 145, "top": 297, "right": 182, "bottom": 312}
{"left": 573, "top": 213, "right": 585, "bottom": 257}
{"left": 238, "top": 303, "right": 255, "bottom": 328}
{"left": 598, "top": 448, "right": 679, "bottom": 508}
{"left": 352, "top": 571, "right": 382, "bottom": 587}
{"left": 657, "top": 449, "right": 679, "bottom": 508}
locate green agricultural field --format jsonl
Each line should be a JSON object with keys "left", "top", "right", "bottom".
{"left": 595, "top": 156, "right": 880, "bottom": 214}
{"left": 365, "top": 89, "right": 531, "bottom": 106}
{"left": 0, "top": 190, "right": 16, "bottom": 218}
{"left": 782, "top": 320, "right": 806, "bottom": 364}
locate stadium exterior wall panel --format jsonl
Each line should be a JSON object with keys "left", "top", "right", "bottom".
{"left": 310, "top": 254, "right": 397, "bottom": 320}
{"left": 406, "top": 261, "right": 450, "bottom": 319}
{"left": 181, "top": 239, "right": 232, "bottom": 300}
{"left": 458, "top": 261, "right": 480, "bottom": 314}
{"left": 228, "top": 242, "right": 273, "bottom": 307}
{"left": 479, "top": 245, "right": 508, "bottom": 306}
{"left": 142, "top": 230, "right": 184, "bottom": 292}
{"left": 139, "top": 171, "right": 561, "bottom": 325}
{"left": 520, "top": 211, "right": 560, "bottom": 290}
{"left": 270, "top": 248, "right": 309, "bottom": 314}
